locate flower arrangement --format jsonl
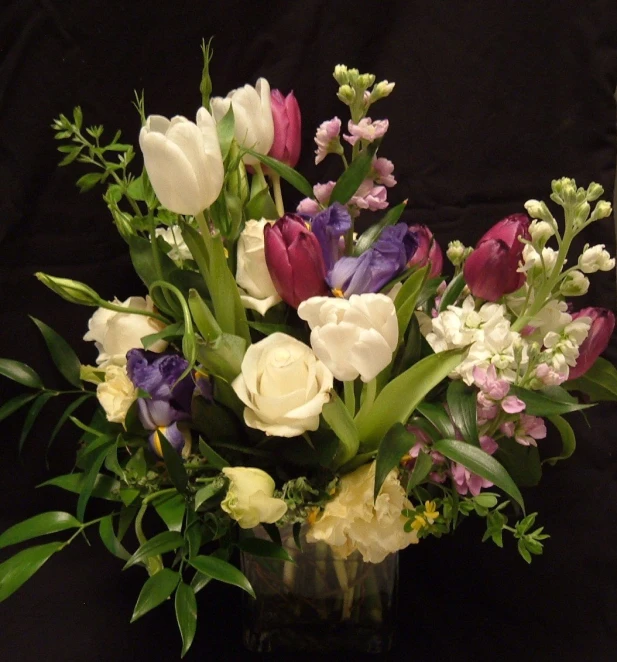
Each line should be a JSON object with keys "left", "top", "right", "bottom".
{"left": 1, "top": 43, "right": 616, "bottom": 655}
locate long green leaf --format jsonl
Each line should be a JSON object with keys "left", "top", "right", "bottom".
{"left": 77, "top": 439, "right": 115, "bottom": 521}
{"left": 446, "top": 380, "right": 479, "bottom": 446}
{"left": 508, "top": 385, "right": 593, "bottom": 416}
{"left": 329, "top": 151, "right": 373, "bottom": 205}
{"left": 0, "top": 542, "right": 63, "bottom": 601}
{"left": 242, "top": 148, "right": 313, "bottom": 198}
{"left": 216, "top": 106, "right": 235, "bottom": 160}
{"left": 158, "top": 433, "right": 188, "bottom": 495}
{"left": 494, "top": 437, "right": 542, "bottom": 487}
{"left": 198, "top": 438, "right": 229, "bottom": 469}
{"left": 432, "top": 438, "right": 525, "bottom": 511}
{"left": 123, "top": 531, "right": 185, "bottom": 570}
{"left": 130, "top": 568, "right": 180, "bottom": 622}
{"left": 98, "top": 515, "right": 131, "bottom": 561}
{"left": 438, "top": 272, "right": 466, "bottom": 312}
{"left": 175, "top": 582, "right": 198, "bottom": 658}
{"left": 38, "top": 472, "right": 122, "bottom": 501}
{"left": 30, "top": 317, "right": 82, "bottom": 387}
{"left": 416, "top": 402, "right": 457, "bottom": 439}
{"left": 194, "top": 334, "right": 246, "bottom": 383}
{"left": 46, "top": 394, "right": 92, "bottom": 453}
{"left": 564, "top": 356, "right": 617, "bottom": 401}
{"left": 0, "top": 358, "right": 43, "bottom": 388}
{"left": 237, "top": 538, "right": 294, "bottom": 563}
{"left": 194, "top": 481, "right": 225, "bottom": 510}
{"left": 374, "top": 423, "right": 415, "bottom": 500}
{"left": 321, "top": 391, "right": 360, "bottom": 469}
{"left": 0, "top": 512, "right": 80, "bottom": 549}
{"left": 153, "top": 492, "right": 186, "bottom": 532}
{"left": 20, "top": 394, "right": 55, "bottom": 454}
{"left": 0, "top": 392, "right": 38, "bottom": 423}
{"left": 353, "top": 201, "right": 407, "bottom": 256}
{"left": 543, "top": 415, "right": 576, "bottom": 466}
{"left": 408, "top": 450, "right": 433, "bottom": 490}
{"left": 394, "top": 267, "right": 428, "bottom": 339}
{"left": 189, "top": 555, "right": 255, "bottom": 597}
{"left": 358, "top": 348, "right": 467, "bottom": 449}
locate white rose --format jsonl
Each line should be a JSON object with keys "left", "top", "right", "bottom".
{"left": 211, "top": 78, "right": 274, "bottom": 166}
{"left": 232, "top": 333, "right": 333, "bottom": 437}
{"left": 96, "top": 365, "right": 137, "bottom": 424}
{"left": 83, "top": 296, "right": 168, "bottom": 366}
{"left": 306, "top": 461, "right": 418, "bottom": 563}
{"left": 155, "top": 226, "right": 193, "bottom": 262}
{"left": 221, "top": 467, "right": 287, "bottom": 529}
{"left": 236, "top": 219, "right": 282, "bottom": 315}
{"left": 578, "top": 244, "right": 615, "bottom": 273}
{"left": 298, "top": 294, "right": 398, "bottom": 383}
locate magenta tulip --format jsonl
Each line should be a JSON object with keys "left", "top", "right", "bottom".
{"left": 268, "top": 90, "right": 301, "bottom": 168}
{"left": 568, "top": 307, "right": 615, "bottom": 379}
{"left": 407, "top": 224, "right": 444, "bottom": 278}
{"left": 264, "top": 214, "right": 329, "bottom": 308}
{"left": 463, "top": 213, "right": 530, "bottom": 301}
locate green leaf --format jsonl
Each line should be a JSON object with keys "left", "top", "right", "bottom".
{"left": 446, "top": 380, "right": 479, "bottom": 446}
{"left": 246, "top": 321, "right": 304, "bottom": 340}
{"left": 415, "top": 402, "right": 457, "bottom": 439}
{"left": 194, "top": 481, "right": 225, "bottom": 510}
{"left": 141, "top": 321, "right": 184, "bottom": 349}
{"left": 438, "top": 272, "right": 466, "bottom": 312}
{"left": 46, "top": 394, "right": 91, "bottom": 452}
{"left": 329, "top": 150, "right": 373, "bottom": 205}
{"left": 433, "top": 439, "right": 525, "bottom": 511}
{"left": 0, "top": 358, "right": 43, "bottom": 388}
{"left": 543, "top": 415, "right": 576, "bottom": 466}
{"left": 189, "top": 555, "right": 255, "bottom": 597}
{"left": 408, "top": 450, "right": 433, "bottom": 490}
{"left": 353, "top": 201, "right": 407, "bottom": 256}
{"left": 0, "top": 512, "right": 80, "bottom": 549}
{"left": 130, "top": 568, "right": 180, "bottom": 622}
{"left": 494, "top": 436, "right": 542, "bottom": 487}
{"left": 123, "top": 531, "right": 185, "bottom": 570}
{"left": 508, "top": 385, "right": 593, "bottom": 416}
{"left": 175, "top": 582, "right": 198, "bottom": 658}
{"left": 242, "top": 149, "right": 313, "bottom": 198}
{"left": 98, "top": 515, "right": 131, "bottom": 561}
{"left": 198, "top": 438, "right": 229, "bottom": 470}
{"left": 0, "top": 392, "right": 38, "bottom": 423}
{"left": 128, "top": 235, "right": 176, "bottom": 290}
{"left": 153, "top": 493, "right": 186, "bottom": 532}
{"left": 237, "top": 538, "right": 294, "bottom": 563}
{"left": 38, "top": 472, "right": 122, "bottom": 501}
{"left": 0, "top": 542, "right": 64, "bottom": 601}
{"left": 76, "top": 172, "right": 103, "bottom": 192}
{"left": 321, "top": 391, "right": 360, "bottom": 468}
{"left": 216, "top": 106, "right": 235, "bottom": 161}
{"left": 17, "top": 392, "right": 55, "bottom": 453}
{"left": 30, "top": 317, "right": 82, "bottom": 387}
{"left": 374, "top": 423, "right": 416, "bottom": 500}
{"left": 245, "top": 187, "right": 278, "bottom": 221}
{"left": 564, "top": 356, "right": 617, "bottom": 401}
{"left": 158, "top": 432, "right": 188, "bottom": 495}
{"left": 358, "top": 347, "right": 467, "bottom": 449}
{"left": 194, "top": 334, "right": 246, "bottom": 384}
{"left": 77, "top": 439, "right": 116, "bottom": 521}
{"left": 394, "top": 266, "right": 428, "bottom": 339}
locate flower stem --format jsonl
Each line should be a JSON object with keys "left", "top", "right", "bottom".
{"left": 271, "top": 173, "right": 285, "bottom": 217}
{"left": 96, "top": 299, "right": 169, "bottom": 324}
{"left": 344, "top": 381, "right": 356, "bottom": 416}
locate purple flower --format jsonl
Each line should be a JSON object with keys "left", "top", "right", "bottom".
{"left": 311, "top": 203, "right": 352, "bottom": 271}
{"left": 296, "top": 181, "right": 336, "bottom": 216}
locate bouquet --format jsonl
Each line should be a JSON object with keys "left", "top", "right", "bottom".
{"left": 1, "top": 43, "right": 616, "bottom": 656}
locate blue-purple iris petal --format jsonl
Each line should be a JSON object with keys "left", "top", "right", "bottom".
{"left": 311, "top": 203, "right": 352, "bottom": 271}
{"left": 149, "top": 422, "right": 185, "bottom": 455}
{"left": 195, "top": 373, "right": 214, "bottom": 401}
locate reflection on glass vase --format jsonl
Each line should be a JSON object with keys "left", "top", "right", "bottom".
{"left": 241, "top": 524, "right": 398, "bottom": 653}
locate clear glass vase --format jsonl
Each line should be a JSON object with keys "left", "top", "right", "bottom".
{"left": 240, "top": 524, "right": 398, "bottom": 653}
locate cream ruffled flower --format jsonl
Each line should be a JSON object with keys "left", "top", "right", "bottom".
{"left": 306, "top": 461, "right": 418, "bottom": 563}
{"left": 96, "top": 365, "right": 137, "bottom": 424}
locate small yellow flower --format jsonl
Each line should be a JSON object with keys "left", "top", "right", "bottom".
{"left": 424, "top": 500, "right": 439, "bottom": 523}
{"left": 411, "top": 515, "right": 427, "bottom": 532}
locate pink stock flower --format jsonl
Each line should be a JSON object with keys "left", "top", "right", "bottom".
{"left": 501, "top": 395, "right": 526, "bottom": 414}
{"left": 372, "top": 157, "right": 397, "bottom": 187}
{"left": 343, "top": 118, "right": 389, "bottom": 146}
{"left": 535, "top": 362, "right": 567, "bottom": 386}
{"left": 501, "top": 414, "right": 547, "bottom": 447}
{"left": 296, "top": 181, "right": 336, "bottom": 216}
{"left": 314, "top": 117, "right": 342, "bottom": 164}
{"left": 350, "top": 179, "right": 388, "bottom": 211}
{"left": 473, "top": 365, "right": 510, "bottom": 401}
{"left": 568, "top": 307, "right": 615, "bottom": 380}
{"left": 269, "top": 89, "right": 301, "bottom": 168}
{"left": 451, "top": 435, "right": 498, "bottom": 496}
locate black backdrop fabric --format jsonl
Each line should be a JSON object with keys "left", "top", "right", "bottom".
{"left": 1, "top": 1, "right": 617, "bottom": 661}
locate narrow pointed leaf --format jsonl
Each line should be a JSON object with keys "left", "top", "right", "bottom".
{"left": 321, "top": 391, "right": 359, "bottom": 469}
{"left": 374, "top": 423, "right": 415, "bottom": 500}
{"left": 175, "top": 582, "right": 198, "bottom": 658}
{"left": 194, "top": 481, "right": 225, "bottom": 510}
{"left": 18, "top": 391, "right": 55, "bottom": 452}
{"left": 408, "top": 450, "right": 433, "bottom": 490}
{"left": 394, "top": 267, "right": 428, "bottom": 338}
{"left": 438, "top": 272, "right": 466, "bottom": 312}
{"left": 0, "top": 512, "right": 80, "bottom": 549}
{"left": 0, "top": 358, "right": 43, "bottom": 388}
{"left": 508, "top": 385, "right": 593, "bottom": 416}
{"left": 446, "top": 380, "right": 479, "bottom": 446}
{"left": 98, "top": 515, "right": 131, "bottom": 561}
{"left": 216, "top": 106, "right": 235, "bottom": 160}
{"left": 77, "top": 439, "right": 115, "bottom": 521}
{"left": 564, "top": 356, "right": 617, "bottom": 401}
{"left": 153, "top": 492, "right": 186, "bottom": 532}
{"left": 38, "top": 472, "right": 122, "bottom": 501}
{"left": 130, "top": 568, "right": 180, "bottom": 622}
{"left": 329, "top": 151, "right": 373, "bottom": 205}
{"left": 198, "top": 438, "right": 229, "bottom": 469}
{"left": 158, "top": 432, "right": 188, "bottom": 494}
{"left": 123, "top": 531, "right": 185, "bottom": 570}
{"left": 237, "top": 538, "right": 294, "bottom": 563}
{"left": 189, "top": 555, "right": 255, "bottom": 597}
{"left": 46, "top": 394, "right": 92, "bottom": 452}
{"left": 416, "top": 402, "right": 457, "bottom": 439}
{"left": 30, "top": 317, "right": 82, "bottom": 387}
{"left": 0, "top": 393, "right": 38, "bottom": 423}
{"left": 243, "top": 148, "right": 313, "bottom": 198}
{"left": 353, "top": 201, "right": 407, "bottom": 256}
{"left": 543, "top": 415, "right": 576, "bottom": 466}
{"left": 0, "top": 542, "right": 64, "bottom": 601}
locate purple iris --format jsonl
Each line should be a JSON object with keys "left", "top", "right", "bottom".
{"left": 311, "top": 203, "right": 352, "bottom": 271}
{"left": 327, "top": 223, "right": 418, "bottom": 297}
{"left": 126, "top": 349, "right": 194, "bottom": 456}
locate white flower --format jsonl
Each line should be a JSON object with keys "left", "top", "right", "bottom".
{"left": 520, "top": 244, "right": 559, "bottom": 274}
{"left": 306, "top": 462, "right": 418, "bottom": 563}
{"left": 542, "top": 315, "right": 591, "bottom": 376}
{"left": 578, "top": 244, "right": 615, "bottom": 273}
{"left": 446, "top": 240, "right": 467, "bottom": 266}
{"left": 236, "top": 219, "right": 281, "bottom": 316}
{"left": 221, "top": 467, "right": 287, "bottom": 529}
{"left": 155, "top": 226, "right": 192, "bottom": 262}
{"left": 139, "top": 108, "right": 224, "bottom": 216}
{"left": 211, "top": 78, "right": 274, "bottom": 166}
{"left": 232, "top": 333, "right": 333, "bottom": 437}
{"left": 297, "top": 294, "right": 398, "bottom": 383}
{"left": 83, "top": 296, "right": 167, "bottom": 366}
{"left": 528, "top": 219, "right": 555, "bottom": 243}
{"left": 560, "top": 269, "right": 590, "bottom": 296}
{"left": 96, "top": 365, "right": 137, "bottom": 424}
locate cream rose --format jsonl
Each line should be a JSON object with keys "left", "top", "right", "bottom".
{"left": 83, "top": 296, "right": 167, "bottom": 366}
{"left": 307, "top": 461, "right": 418, "bottom": 563}
{"left": 220, "top": 467, "right": 287, "bottom": 529}
{"left": 96, "top": 365, "right": 137, "bottom": 424}
{"left": 231, "top": 333, "right": 333, "bottom": 437}
{"left": 236, "top": 219, "right": 281, "bottom": 316}
{"left": 297, "top": 293, "right": 399, "bottom": 383}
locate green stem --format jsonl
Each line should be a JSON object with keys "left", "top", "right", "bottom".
{"left": 344, "top": 381, "right": 356, "bottom": 416}
{"left": 96, "top": 299, "right": 169, "bottom": 324}
{"left": 271, "top": 173, "right": 285, "bottom": 217}
{"left": 62, "top": 514, "right": 109, "bottom": 548}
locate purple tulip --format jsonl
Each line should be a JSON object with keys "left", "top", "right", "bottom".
{"left": 463, "top": 213, "right": 530, "bottom": 301}
{"left": 407, "top": 224, "right": 443, "bottom": 278}
{"left": 311, "top": 203, "right": 352, "bottom": 271}
{"left": 264, "top": 214, "right": 329, "bottom": 308}
{"left": 568, "top": 307, "right": 615, "bottom": 379}
{"left": 126, "top": 349, "right": 194, "bottom": 456}
{"left": 268, "top": 90, "right": 301, "bottom": 168}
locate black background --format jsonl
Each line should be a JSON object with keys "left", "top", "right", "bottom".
{"left": 1, "top": 1, "right": 617, "bottom": 661}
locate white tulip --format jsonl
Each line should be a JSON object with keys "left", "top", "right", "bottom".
{"left": 297, "top": 293, "right": 398, "bottom": 383}
{"left": 232, "top": 333, "right": 333, "bottom": 437}
{"left": 236, "top": 219, "right": 281, "bottom": 316}
{"left": 96, "top": 365, "right": 137, "bottom": 424}
{"left": 139, "top": 108, "right": 224, "bottom": 216}
{"left": 221, "top": 467, "right": 287, "bottom": 529}
{"left": 211, "top": 78, "right": 274, "bottom": 165}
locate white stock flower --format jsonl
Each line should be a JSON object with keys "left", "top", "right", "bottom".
{"left": 520, "top": 244, "right": 559, "bottom": 274}
{"left": 221, "top": 467, "right": 287, "bottom": 529}
{"left": 560, "top": 270, "right": 590, "bottom": 296}
{"left": 83, "top": 296, "right": 167, "bottom": 366}
{"left": 211, "top": 78, "right": 274, "bottom": 166}
{"left": 232, "top": 333, "right": 333, "bottom": 437}
{"left": 236, "top": 219, "right": 281, "bottom": 315}
{"left": 297, "top": 294, "right": 398, "bottom": 383}
{"left": 306, "top": 462, "right": 418, "bottom": 563}
{"left": 528, "top": 219, "right": 555, "bottom": 243}
{"left": 542, "top": 315, "right": 591, "bottom": 376}
{"left": 155, "top": 226, "right": 192, "bottom": 262}
{"left": 96, "top": 365, "right": 137, "bottom": 424}
{"left": 139, "top": 108, "right": 224, "bottom": 216}
{"left": 578, "top": 244, "right": 615, "bottom": 273}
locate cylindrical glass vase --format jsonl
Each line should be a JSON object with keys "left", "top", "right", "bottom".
{"left": 240, "top": 524, "right": 398, "bottom": 653}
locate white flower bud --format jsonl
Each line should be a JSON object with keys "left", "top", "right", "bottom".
{"left": 337, "top": 84, "right": 355, "bottom": 105}
{"left": 586, "top": 182, "right": 604, "bottom": 201}
{"left": 529, "top": 220, "right": 555, "bottom": 244}
{"left": 447, "top": 240, "right": 467, "bottom": 266}
{"left": 578, "top": 244, "right": 616, "bottom": 273}
{"left": 524, "top": 199, "right": 544, "bottom": 218}
{"left": 560, "top": 270, "right": 590, "bottom": 296}
{"left": 357, "top": 73, "right": 376, "bottom": 89}
{"left": 333, "top": 64, "right": 349, "bottom": 85}
{"left": 593, "top": 200, "right": 613, "bottom": 219}
{"left": 371, "top": 80, "right": 395, "bottom": 100}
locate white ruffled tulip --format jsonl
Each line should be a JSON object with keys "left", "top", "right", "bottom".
{"left": 297, "top": 294, "right": 398, "bottom": 383}
{"left": 139, "top": 108, "right": 224, "bottom": 216}
{"left": 96, "top": 365, "right": 137, "bottom": 424}
{"left": 83, "top": 296, "right": 167, "bottom": 366}
{"left": 236, "top": 219, "right": 281, "bottom": 315}
{"left": 232, "top": 333, "right": 333, "bottom": 437}
{"left": 211, "top": 78, "right": 274, "bottom": 165}
{"left": 221, "top": 467, "right": 287, "bottom": 529}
